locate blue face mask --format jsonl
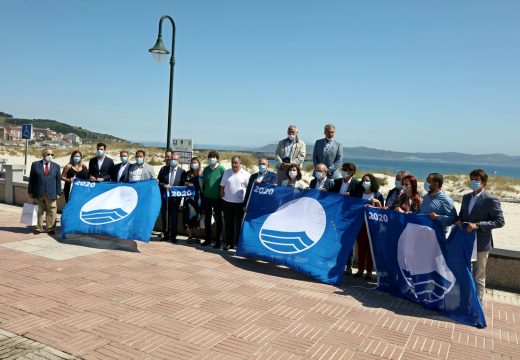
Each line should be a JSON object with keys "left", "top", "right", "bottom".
{"left": 362, "top": 181, "right": 371, "bottom": 190}
{"left": 97, "top": 149, "right": 104, "bottom": 157}
{"left": 170, "top": 159, "right": 177, "bottom": 167}
{"left": 424, "top": 182, "right": 430, "bottom": 192}
{"left": 470, "top": 180, "right": 481, "bottom": 191}
{"left": 258, "top": 164, "right": 267, "bottom": 173}
{"left": 191, "top": 163, "right": 199, "bottom": 170}
{"left": 208, "top": 158, "right": 217, "bottom": 165}
{"left": 315, "top": 171, "right": 324, "bottom": 181}
{"left": 395, "top": 180, "right": 402, "bottom": 190}
{"left": 120, "top": 156, "right": 128, "bottom": 164}
{"left": 73, "top": 156, "right": 81, "bottom": 163}
{"left": 136, "top": 158, "right": 144, "bottom": 165}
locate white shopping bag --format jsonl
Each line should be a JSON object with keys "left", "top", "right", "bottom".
{"left": 198, "top": 214, "right": 215, "bottom": 230}
{"left": 20, "top": 202, "right": 38, "bottom": 226}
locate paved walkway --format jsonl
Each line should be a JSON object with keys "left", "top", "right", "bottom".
{"left": 0, "top": 203, "right": 519, "bottom": 359}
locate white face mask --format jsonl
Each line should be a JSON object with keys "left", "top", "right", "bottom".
{"left": 288, "top": 170, "right": 298, "bottom": 179}
{"left": 45, "top": 155, "right": 53, "bottom": 162}
{"left": 288, "top": 134, "right": 296, "bottom": 141}
{"left": 362, "top": 181, "right": 371, "bottom": 190}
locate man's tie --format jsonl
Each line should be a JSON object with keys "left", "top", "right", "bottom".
{"left": 44, "top": 162, "right": 49, "bottom": 177}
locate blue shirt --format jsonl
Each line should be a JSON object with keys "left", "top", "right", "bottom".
{"left": 419, "top": 191, "right": 457, "bottom": 232}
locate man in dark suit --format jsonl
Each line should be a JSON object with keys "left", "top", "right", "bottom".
{"left": 457, "top": 169, "right": 505, "bottom": 302}
{"left": 112, "top": 150, "right": 131, "bottom": 182}
{"left": 312, "top": 124, "right": 343, "bottom": 179}
{"left": 331, "top": 162, "right": 359, "bottom": 195}
{"left": 88, "top": 142, "right": 115, "bottom": 182}
{"left": 28, "top": 148, "right": 62, "bottom": 234}
{"left": 243, "top": 158, "right": 278, "bottom": 209}
{"left": 157, "top": 151, "right": 185, "bottom": 243}
{"left": 309, "top": 163, "right": 335, "bottom": 191}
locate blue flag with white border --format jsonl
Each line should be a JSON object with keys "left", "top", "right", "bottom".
{"left": 61, "top": 179, "right": 161, "bottom": 242}
{"left": 365, "top": 207, "right": 486, "bottom": 328}
{"left": 237, "top": 185, "right": 367, "bottom": 285}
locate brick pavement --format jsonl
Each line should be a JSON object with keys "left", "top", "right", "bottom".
{"left": 0, "top": 203, "right": 519, "bottom": 359}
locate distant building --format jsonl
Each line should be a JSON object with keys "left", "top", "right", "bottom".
{"left": 63, "top": 133, "right": 82, "bottom": 146}
{"left": 0, "top": 126, "right": 23, "bottom": 141}
{"left": 33, "top": 127, "right": 61, "bottom": 141}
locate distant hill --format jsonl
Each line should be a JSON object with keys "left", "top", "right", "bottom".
{"left": 0, "top": 111, "right": 127, "bottom": 142}
{"left": 253, "top": 143, "right": 520, "bottom": 166}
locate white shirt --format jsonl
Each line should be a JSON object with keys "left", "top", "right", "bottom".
{"left": 284, "top": 139, "right": 294, "bottom": 159}
{"left": 282, "top": 179, "right": 308, "bottom": 189}
{"left": 468, "top": 191, "right": 483, "bottom": 215}
{"left": 315, "top": 179, "right": 326, "bottom": 190}
{"left": 339, "top": 179, "right": 351, "bottom": 194}
{"left": 220, "top": 168, "right": 250, "bottom": 203}
{"left": 117, "top": 163, "right": 129, "bottom": 181}
{"left": 97, "top": 157, "right": 105, "bottom": 171}
{"left": 129, "top": 165, "right": 144, "bottom": 182}
{"left": 362, "top": 192, "right": 374, "bottom": 201}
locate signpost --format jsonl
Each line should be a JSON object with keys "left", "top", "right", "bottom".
{"left": 21, "top": 124, "right": 32, "bottom": 174}
{"left": 171, "top": 138, "right": 193, "bottom": 164}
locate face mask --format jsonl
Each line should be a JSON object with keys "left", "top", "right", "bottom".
{"left": 315, "top": 172, "right": 324, "bottom": 181}
{"left": 45, "top": 155, "right": 53, "bottom": 163}
{"left": 73, "top": 156, "right": 81, "bottom": 163}
{"left": 97, "top": 149, "right": 104, "bottom": 157}
{"left": 288, "top": 134, "right": 296, "bottom": 141}
{"left": 136, "top": 158, "right": 144, "bottom": 165}
{"left": 362, "top": 181, "right": 371, "bottom": 190}
{"left": 208, "top": 158, "right": 217, "bottom": 165}
{"left": 120, "top": 156, "right": 128, "bottom": 164}
{"left": 170, "top": 159, "right": 177, "bottom": 167}
{"left": 288, "top": 170, "right": 298, "bottom": 179}
{"left": 258, "top": 164, "right": 267, "bottom": 173}
{"left": 424, "top": 182, "right": 430, "bottom": 192}
{"left": 470, "top": 180, "right": 481, "bottom": 191}
{"left": 341, "top": 171, "right": 350, "bottom": 178}
{"left": 191, "top": 163, "right": 199, "bottom": 170}
{"left": 395, "top": 180, "right": 402, "bottom": 190}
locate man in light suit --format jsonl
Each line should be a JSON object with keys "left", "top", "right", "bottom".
{"left": 274, "top": 125, "right": 306, "bottom": 185}
{"left": 112, "top": 150, "right": 131, "bottom": 182}
{"left": 28, "top": 148, "right": 62, "bottom": 234}
{"left": 312, "top": 124, "right": 343, "bottom": 179}
{"left": 157, "top": 151, "right": 185, "bottom": 243}
{"left": 128, "top": 150, "right": 156, "bottom": 182}
{"left": 88, "top": 142, "right": 115, "bottom": 182}
{"left": 457, "top": 169, "right": 505, "bottom": 302}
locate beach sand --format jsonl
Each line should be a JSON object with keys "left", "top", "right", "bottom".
{"left": 3, "top": 153, "right": 519, "bottom": 251}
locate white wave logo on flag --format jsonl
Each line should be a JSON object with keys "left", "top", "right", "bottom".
{"left": 80, "top": 186, "right": 138, "bottom": 225}
{"left": 397, "top": 223, "right": 456, "bottom": 303}
{"left": 259, "top": 197, "right": 326, "bottom": 254}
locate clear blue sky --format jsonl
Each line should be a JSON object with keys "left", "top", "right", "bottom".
{"left": 1, "top": 0, "right": 519, "bottom": 155}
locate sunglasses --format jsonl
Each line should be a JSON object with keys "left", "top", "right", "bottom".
{"left": 46, "top": 153, "right": 54, "bottom": 156}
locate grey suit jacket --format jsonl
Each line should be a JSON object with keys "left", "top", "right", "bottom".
{"left": 275, "top": 138, "right": 306, "bottom": 185}
{"left": 312, "top": 138, "right": 343, "bottom": 178}
{"left": 127, "top": 163, "right": 156, "bottom": 181}
{"left": 458, "top": 190, "right": 505, "bottom": 252}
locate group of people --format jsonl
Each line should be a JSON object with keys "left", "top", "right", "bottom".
{"left": 28, "top": 124, "right": 505, "bottom": 301}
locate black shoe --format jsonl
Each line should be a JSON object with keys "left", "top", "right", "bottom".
{"left": 47, "top": 229, "right": 56, "bottom": 235}
{"left": 345, "top": 267, "right": 352, "bottom": 275}
{"left": 200, "top": 241, "right": 211, "bottom": 247}
{"left": 212, "top": 243, "right": 221, "bottom": 249}
{"left": 353, "top": 271, "right": 363, "bottom": 278}
{"left": 365, "top": 274, "right": 374, "bottom": 282}
{"left": 222, "top": 245, "right": 230, "bottom": 251}
{"left": 160, "top": 236, "right": 169, "bottom": 242}
{"left": 171, "top": 238, "right": 178, "bottom": 244}
{"left": 187, "top": 237, "right": 194, "bottom": 244}
{"left": 33, "top": 228, "right": 43, "bottom": 235}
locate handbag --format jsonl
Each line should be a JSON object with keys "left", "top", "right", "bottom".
{"left": 20, "top": 201, "right": 38, "bottom": 226}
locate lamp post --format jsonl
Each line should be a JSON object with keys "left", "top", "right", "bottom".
{"left": 149, "top": 15, "right": 176, "bottom": 150}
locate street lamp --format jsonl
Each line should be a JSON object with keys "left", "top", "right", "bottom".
{"left": 149, "top": 15, "right": 176, "bottom": 150}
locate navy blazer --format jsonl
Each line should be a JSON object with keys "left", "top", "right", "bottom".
{"left": 312, "top": 138, "right": 343, "bottom": 178}
{"left": 243, "top": 170, "right": 278, "bottom": 207}
{"left": 331, "top": 178, "right": 359, "bottom": 194}
{"left": 458, "top": 190, "right": 505, "bottom": 252}
{"left": 112, "top": 163, "right": 130, "bottom": 182}
{"left": 88, "top": 156, "right": 115, "bottom": 181}
{"left": 157, "top": 165, "right": 186, "bottom": 194}
{"left": 309, "top": 177, "right": 335, "bottom": 191}
{"left": 28, "top": 160, "right": 62, "bottom": 200}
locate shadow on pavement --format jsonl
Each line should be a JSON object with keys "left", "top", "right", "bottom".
{"left": 50, "top": 228, "right": 140, "bottom": 252}
{"left": 0, "top": 226, "right": 34, "bottom": 234}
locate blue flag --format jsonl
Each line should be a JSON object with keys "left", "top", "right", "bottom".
{"left": 61, "top": 179, "right": 162, "bottom": 242}
{"left": 237, "top": 185, "right": 367, "bottom": 285}
{"left": 164, "top": 186, "right": 197, "bottom": 198}
{"left": 365, "top": 208, "right": 486, "bottom": 328}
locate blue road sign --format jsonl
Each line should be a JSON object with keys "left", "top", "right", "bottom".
{"left": 21, "top": 124, "right": 32, "bottom": 140}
